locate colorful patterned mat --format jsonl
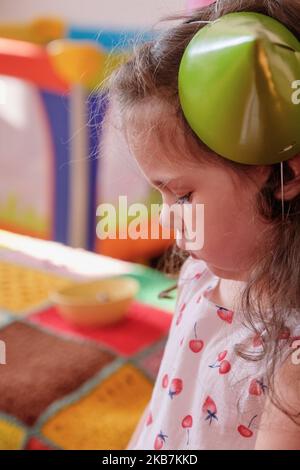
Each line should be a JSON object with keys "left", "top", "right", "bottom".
{"left": 0, "top": 252, "right": 175, "bottom": 450}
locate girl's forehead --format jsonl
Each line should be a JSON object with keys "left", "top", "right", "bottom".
{"left": 124, "top": 99, "right": 203, "bottom": 167}
{"left": 125, "top": 98, "right": 176, "bottom": 142}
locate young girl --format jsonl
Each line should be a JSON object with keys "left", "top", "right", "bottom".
{"left": 108, "top": 0, "right": 300, "bottom": 450}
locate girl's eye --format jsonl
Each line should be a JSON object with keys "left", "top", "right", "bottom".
{"left": 175, "top": 192, "right": 192, "bottom": 204}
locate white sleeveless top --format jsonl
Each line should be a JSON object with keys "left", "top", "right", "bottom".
{"left": 131, "top": 256, "right": 300, "bottom": 450}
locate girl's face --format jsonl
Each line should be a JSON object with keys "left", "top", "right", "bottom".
{"left": 125, "top": 106, "right": 270, "bottom": 281}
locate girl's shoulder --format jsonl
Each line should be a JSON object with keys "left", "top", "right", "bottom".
{"left": 177, "top": 256, "right": 213, "bottom": 293}
{"left": 179, "top": 255, "right": 208, "bottom": 280}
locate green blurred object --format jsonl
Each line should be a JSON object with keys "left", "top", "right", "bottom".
{"left": 178, "top": 12, "right": 300, "bottom": 165}
{"left": 124, "top": 265, "right": 177, "bottom": 312}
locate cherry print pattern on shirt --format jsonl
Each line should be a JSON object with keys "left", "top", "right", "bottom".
{"left": 180, "top": 271, "right": 204, "bottom": 284}
{"left": 168, "top": 378, "right": 183, "bottom": 399}
{"left": 146, "top": 412, "right": 153, "bottom": 426}
{"left": 216, "top": 305, "right": 234, "bottom": 324}
{"left": 181, "top": 415, "right": 193, "bottom": 445}
{"left": 202, "top": 396, "right": 218, "bottom": 425}
{"left": 193, "top": 272, "right": 202, "bottom": 280}
{"left": 249, "top": 378, "right": 267, "bottom": 396}
{"left": 162, "top": 374, "right": 169, "bottom": 389}
{"left": 189, "top": 321, "right": 204, "bottom": 353}
{"left": 134, "top": 259, "right": 276, "bottom": 449}
{"left": 176, "top": 303, "right": 186, "bottom": 326}
{"left": 154, "top": 431, "right": 168, "bottom": 450}
{"left": 237, "top": 415, "right": 258, "bottom": 438}
{"left": 209, "top": 350, "right": 231, "bottom": 375}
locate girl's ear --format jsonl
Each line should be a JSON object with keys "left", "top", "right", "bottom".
{"left": 274, "top": 154, "right": 300, "bottom": 201}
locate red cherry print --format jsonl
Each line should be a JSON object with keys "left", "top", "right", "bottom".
{"left": 189, "top": 339, "right": 204, "bottom": 353}
{"left": 249, "top": 379, "right": 261, "bottom": 396}
{"left": 189, "top": 321, "right": 204, "bottom": 353}
{"left": 219, "top": 360, "right": 231, "bottom": 375}
{"left": 169, "top": 378, "right": 183, "bottom": 399}
{"left": 162, "top": 374, "right": 169, "bottom": 389}
{"left": 193, "top": 272, "right": 202, "bottom": 280}
{"left": 184, "top": 272, "right": 203, "bottom": 281}
{"left": 209, "top": 351, "right": 231, "bottom": 373}
{"left": 176, "top": 311, "right": 183, "bottom": 326}
{"left": 182, "top": 415, "right": 193, "bottom": 446}
{"left": 202, "top": 396, "right": 216, "bottom": 413}
{"left": 237, "top": 415, "right": 258, "bottom": 438}
{"left": 237, "top": 425, "right": 253, "bottom": 438}
{"left": 182, "top": 415, "right": 193, "bottom": 428}
{"left": 202, "top": 396, "right": 218, "bottom": 424}
{"left": 217, "top": 350, "right": 227, "bottom": 361}
{"left": 217, "top": 306, "right": 234, "bottom": 324}
{"left": 154, "top": 431, "right": 168, "bottom": 450}
{"left": 249, "top": 378, "right": 267, "bottom": 396}
{"left": 176, "top": 303, "right": 186, "bottom": 326}
{"left": 146, "top": 412, "right": 153, "bottom": 426}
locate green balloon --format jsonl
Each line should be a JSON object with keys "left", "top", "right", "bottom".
{"left": 178, "top": 12, "right": 300, "bottom": 165}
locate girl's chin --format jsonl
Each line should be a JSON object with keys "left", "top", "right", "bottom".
{"left": 175, "top": 238, "right": 203, "bottom": 260}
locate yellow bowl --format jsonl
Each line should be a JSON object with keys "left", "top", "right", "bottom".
{"left": 50, "top": 277, "right": 139, "bottom": 327}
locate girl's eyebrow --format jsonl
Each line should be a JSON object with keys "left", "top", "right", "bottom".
{"left": 152, "top": 178, "right": 190, "bottom": 192}
{"left": 152, "top": 179, "right": 172, "bottom": 190}
{"left": 152, "top": 177, "right": 184, "bottom": 190}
